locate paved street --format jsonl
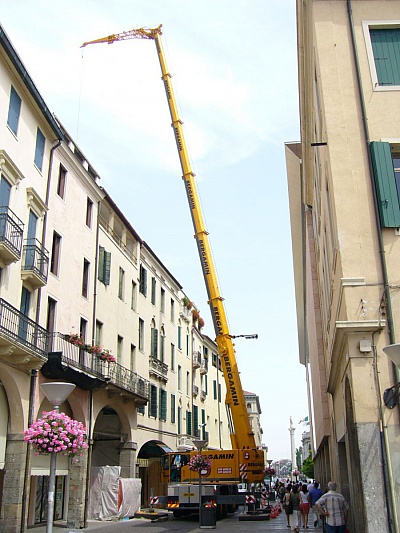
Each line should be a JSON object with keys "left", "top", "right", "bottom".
{"left": 30, "top": 507, "right": 324, "bottom": 533}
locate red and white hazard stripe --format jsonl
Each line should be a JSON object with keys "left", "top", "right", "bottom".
{"left": 246, "top": 495, "right": 256, "bottom": 504}
{"left": 239, "top": 463, "right": 248, "bottom": 480}
{"left": 150, "top": 496, "right": 159, "bottom": 505}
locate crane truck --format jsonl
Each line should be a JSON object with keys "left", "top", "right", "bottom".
{"left": 82, "top": 25, "right": 266, "bottom": 519}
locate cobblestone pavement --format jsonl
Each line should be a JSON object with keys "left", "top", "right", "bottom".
{"left": 29, "top": 506, "right": 324, "bottom": 533}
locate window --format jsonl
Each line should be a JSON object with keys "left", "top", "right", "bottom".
{"left": 178, "top": 325, "right": 182, "bottom": 350}
{"left": 178, "top": 365, "right": 182, "bottom": 390}
{"left": 95, "top": 320, "right": 103, "bottom": 346}
{"left": 117, "top": 335, "right": 123, "bottom": 364}
{"left": 213, "top": 380, "right": 217, "bottom": 400}
{"left": 171, "top": 394, "right": 176, "bottom": 424}
{"left": 7, "top": 86, "right": 21, "bottom": 136}
{"left": 170, "top": 299, "right": 175, "bottom": 322}
{"left": 160, "top": 328, "right": 165, "bottom": 362}
{"left": 159, "top": 389, "right": 167, "bottom": 421}
{"left": 186, "top": 329, "right": 189, "bottom": 356}
{"left": 98, "top": 246, "right": 111, "bottom": 285}
{"left": 82, "top": 259, "right": 90, "bottom": 298}
{"left": 57, "top": 165, "right": 67, "bottom": 199}
{"left": 34, "top": 127, "right": 45, "bottom": 171}
{"left": 139, "top": 318, "right": 144, "bottom": 351}
{"left": 218, "top": 383, "right": 221, "bottom": 402}
{"left": 186, "top": 371, "right": 190, "bottom": 396}
{"left": 130, "top": 344, "right": 136, "bottom": 371}
{"left": 50, "top": 231, "right": 61, "bottom": 276}
{"left": 151, "top": 277, "right": 156, "bottom": 305}
{"left": 131, "top": 281, "right": 137, "bottom": 310}
{"left": 370, "top": 28, "right": 400, "bottom": 86}
{"left": 161, "top": 288, "right": 165, "bottom": 313}
{"left": 178, "top": 406, "right": 181, "bottom": 434}
{"left": 139, "top": 265, "right": 147, "bottom": 296}
{"left": 186, "top": 410, "right": 192, "bottom": 435}
{"left": 193, "top": 405, "right": 198, "bottom": 437}
{"left": 86, "top": 198, "right": 93, "bottom": 228}
{"left": 170, "top": 343, "right": 175, "bottom": 371}
{"left": 151, "top": 326, "right": 158, "bottom": 357}
{"left": 212, "top": 353, "right": 218, "bottom": 367}
{"left": 370, "top": 141, "right": 400, "bottom": 227}
{"left": 150, "top": 384, "right": 158, "bottom": 418}
{"left": 364, "top": 23, "right": 400, "bottom": 89}
{"left": 118, "top": 267, "right": 125, "bottom": 300}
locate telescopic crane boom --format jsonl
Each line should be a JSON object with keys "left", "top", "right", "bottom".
{"left": 82, "top": 25, "right": 262, "bottom": 462}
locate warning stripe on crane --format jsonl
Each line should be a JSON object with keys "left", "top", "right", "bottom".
{"left": 239, "top": 464, "right": 248, "bottom": 480}
{"left": 149, "top": 497, "right": 159, "bottom": 505}
{"left": 168, "top": 502, "right": 179, "bottom": 508}
{"left": 246, "top": 495, "right": 256, "bottom": 504}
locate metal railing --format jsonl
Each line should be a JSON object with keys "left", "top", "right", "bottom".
{"left": 0, "top": 207, "right": 24, "bottom": 257}
{"left": 48, "top": 333, "right": 150, "bottom": 399}
{"left": 0, "top": 298, "right": 47, "bottom": 355}
{"left": 149, "top": 355, "right": 168, "bottom": 377}
{"left": 22, "top": 238, "right": 49, "bottom": 282}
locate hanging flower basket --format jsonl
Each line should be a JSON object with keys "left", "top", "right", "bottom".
{"left": 24, "top": 410, "right": 88, "bottom": 457}
{"left": 198, "top": 317, "right": 205, "bottom": 330}
{"left": 65, "top": 334, "right": 116, "bottom": 363}
{"left": 182, "top": 297, "right": 193, "bottom": 310}
{"left": 192, "top": 309, "right": 200, "bottom": 322}
{"left": 292, "top": 469, "right": 300, "bottom": 476}
{"left": 265, "top": 467, "right": 276, "bottom": 477}
{"left": 188, "top": 454, "right": 212, "bottom": 473}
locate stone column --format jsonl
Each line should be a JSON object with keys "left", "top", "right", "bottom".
{"left": 0, "top": 434, "right": 27, "bottom": 533}
{"left": 119, "top": 441, "right": 137, "bottom": 478}
{"left": 66, "top": 454, "right": 88, "bottom": 529}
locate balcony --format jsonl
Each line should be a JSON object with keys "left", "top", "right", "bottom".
{"left": 44, "top": 333, "right": 150, "bottom": 402}
{"left": 179, "top": 305, "right": 192, "bottom": 323}
{"left": 200, "top": 360, "right": 208, "bottom": 374}
{"left": 0, "top": 298, "right": 47, "bottom": 368}
{"left": 149, "top": 355, "right": 169, "bottom": 382}
{"left": 200, "top": 390, "right": 206, "bottom": 401}
{"left": 0, "top": 207, "right": 24, "bottom": 265}
{"left": 192, "top": 351, "right": 201, "bottom": 369}
{"left": 193, "top": 384, "right": 199, "bottom": 396}
{"left": 21, "top": 238, "right": 49, "bottom": 288}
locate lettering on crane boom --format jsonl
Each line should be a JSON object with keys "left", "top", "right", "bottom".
{"left": 185, "top": 181, "right": 196, "bottom": 210}
{"left": 223, "top": 355, "right": 239, "bottom": 406}
{"left": 204, "top": 453, "right": 235, "bottom": 460}
{"left": 213, "top": 306, "right": 223, "bottom": 334}
{"left": 198, "top": 239, "right": 210, "bottom": 275}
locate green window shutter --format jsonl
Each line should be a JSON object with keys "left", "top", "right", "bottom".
{"left": 160, "top": 334, "right": 165, "bottom": 362}
{"left": 178, "top": 326, "right": 182, "bottom": 350}
{"left": 98, "top": 247, "right": 105, "bottom": 282}
{"left": 193, "top": 405, "right": 198, "bottom": 436}
{"left": 370, "top": 142, "right": 400, "bottom": 227}
{"left": 186, "top": 410, "right": 192, "bottom": 435}
{"left": 370, "top": 29, "right": 400, "bottom": 86}
{"left": 151, "top": 328, "right": 158, "bottom": 357}
{"left": 150, "top": 384, "right": 158, "bottom": 417}
{"left": 213, "top": 380, "right": 217, "bottom": 400}
{"left": 171, "top": 394, "right": 176, "bottom": 423}
{"left": 178, "top": 406, "right": 181, "bottom": 434}
{"left": 159, "top": 389, "right": 167, "bottom": 421}
{"left": 34, "top": 128, "right": 45, "bottom": 171}
{"left": 103, "top": 251, "right": 111, "bottom": 285}
{"left": 201, "top": 409, "right": 206, "bottom": 439}
{"left": 218, "top": 384, "right": 221, "bottom": 403}
{"left": 151, "top": 277, "right": 156, "bottom": 304}
{"left": 7, "top": 86, "right": 21, "bottom": 135}
{"left": 205, "top": 375, "right": 208, "bottom": 394}
{"left": 140, "top": 265, "right": 147, "bottom": 295}
{"left": 137, "top": 404, "right": 145, "bottom": 414}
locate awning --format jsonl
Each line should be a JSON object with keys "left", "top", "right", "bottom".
{"left": 30, "top": 451, "right": 69, "bottom": 476}
{"left": 138, "top": 440, "right": 173, "bottom": 458}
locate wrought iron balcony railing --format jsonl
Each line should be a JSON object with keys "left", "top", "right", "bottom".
{"left": 0, "top": 206, "right": 24, "bottom": 264}
{"left": 21, "top": 238, "right": 49, "bottom": 286}
{"left": 48, "top": 333, "right": 150, "bottom": 400}
{"left": 149, "top": 355, "right": 168, "bottom": 380}
{"left": 0, "top": 298, "right": 47, "bottom": 357}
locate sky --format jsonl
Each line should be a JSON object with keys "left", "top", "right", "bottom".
{"left": 1, "top": 0, "right": 308, "bottom": 461}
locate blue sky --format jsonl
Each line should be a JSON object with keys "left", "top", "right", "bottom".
{"left": 2, "top": 0, "right": 308, "bottom": 460}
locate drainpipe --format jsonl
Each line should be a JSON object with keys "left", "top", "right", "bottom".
{"left": 84, "top": 200, "right": 101, "bottom": 526}
{"left": 347, "top": 2, "right": 396, "bottom": 531}
{"left": 20, "top": 369, "right": 38, "bottom": 532}
{"left": 21, "top": 139, "right": 61, "bottom": 532}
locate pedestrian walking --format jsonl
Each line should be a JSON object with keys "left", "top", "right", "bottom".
{"left": 316, "top": 481, "right": 349, "bottom": 533}
{"left": 308, "top": 481, "right": 323, "bottom": 527}
{"left": 300, "top": 483, "right": 310, "bottom": 528}
{"left": 290, "top": 484, "right": 301, "bottom": 532}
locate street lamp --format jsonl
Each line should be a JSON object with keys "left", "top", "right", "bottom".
{"left": 40, "top": 382, "right": 76, "bottom": 533}
{"left": 193, "top": 438, "right": 208, "bottom": 529}
{"left": 382, "top": 344, "right": 400, "bottom": 408}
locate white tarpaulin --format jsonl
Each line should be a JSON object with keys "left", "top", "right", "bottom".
{"left": 88, "top": 466, "right": 141, "bottom": 520}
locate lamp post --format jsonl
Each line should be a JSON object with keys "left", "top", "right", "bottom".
{"left": 40, "top": 382, "right": 76, "bottom": 533}
{"left": 193, "top": 438, "right": 208, "bottom": 529}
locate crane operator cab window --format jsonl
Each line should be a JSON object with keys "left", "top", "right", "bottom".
{"left": 163, "top": 453, "right": 190, "bottom": 483}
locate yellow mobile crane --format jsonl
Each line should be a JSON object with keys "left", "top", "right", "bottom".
{"left": 82, "top": 26, "right": 265, "bottom": 517}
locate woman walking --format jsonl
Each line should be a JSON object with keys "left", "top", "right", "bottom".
{"left": 290, "top": 484, "right": 301, "bottom": 532}
{"left": 300, "top": 483, "right": 310, "bottom": 528}
{"left": 283, "top": 485, "right": 292, "bottom": 528}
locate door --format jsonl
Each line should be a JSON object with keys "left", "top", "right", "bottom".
{"left": 18, "top": 287, "right": 31, "bottom": 341}
{"left": 0, "top": 177, "right": 11, "bottom": 240}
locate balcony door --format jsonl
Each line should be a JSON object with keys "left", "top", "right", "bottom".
{"left": 18, "top": 287, "right": 31, "bottom": 341}
{"left": 0, "top": 176, "right": 11, "bottom": 239}
{"left": 25, "top": 210, "right": 38, "bottom": 269}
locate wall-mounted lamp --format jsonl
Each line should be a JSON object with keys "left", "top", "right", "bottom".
{"left": 382, "top": 344, "right": 400, "bottom": 408}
